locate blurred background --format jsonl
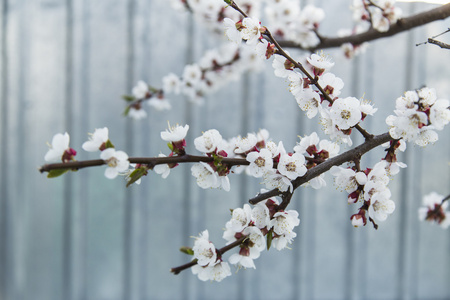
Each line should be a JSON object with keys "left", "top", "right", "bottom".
{"left": 0, "top": 0, "right": 449, "bottom": 299}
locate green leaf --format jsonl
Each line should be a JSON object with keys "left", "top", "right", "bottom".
{"left": 47, "top": 168, "right": 69, "bottom": 178}
{"left": 123, "top": 105, "right": 131, "bottom": 116}
{"left": 126, "top": 168, "right": 146, "bottom": 187}
{"left": 179, "top": 246, "right": 194, "bottom": 255}
{"left": 104, "top": 139, "right": 115, "bottom": 149}
{"left": 122, "top": 95, "right": 135, "bottom": 102}
{"left": 167, "top": 142, "right": 174, "bottom": 152}
{"left": 266, "top": 229, "right": 273, "bottom": 250}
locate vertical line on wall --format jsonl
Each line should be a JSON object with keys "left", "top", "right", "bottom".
{"left": 0, "top": 1, "right": 10, "bottom": 300}
{"left": 77, "top": 0, "right": 90, "bottom": 298}
{"left": 124, "top": 0, "right": 136, "bottom": 299}
{"left": 14, "top": 0, "right": 29, "bottom": 299}
{"left": 182, "top": 13, "right": 195, "bottom": 300}
{"left": 346, "top": 54, "right": 361, "bottom": 300}
{"left": 398, "top": 3, "right": 418, "bottom": 300}
{"left": 138, "top": 1, "right": 150, "bottom": 298}
{"left": 63, "top": 0, "right": 74, "bottom": 299}
{"left": 237, "top": 73, "right": 250, "bottom": 300}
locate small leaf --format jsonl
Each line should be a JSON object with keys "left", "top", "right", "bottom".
{"left": 123, "top": 105, "right": 131, "bottom": 116}
{"left": 179, "top": 246, "right": 194, "bottom": 255}
{"left": 47, "top": 168, "right": 69, "bottom": 178}
{"left": 167, "top": 142, "right": 174, "bottom": 152}
{"left": 266, "top": 229, "right": 273, "bottom": 250}
{"left": 104, "top": 139, "right": 115, "bottom": 149}
{"left": 126, "top": 168, "right": 146, "bottom": 187}
{"left": 122, "top": 95, "right": 135, "bottom": 102}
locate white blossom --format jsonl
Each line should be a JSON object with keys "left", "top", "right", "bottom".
{"left": 44, "top": 132, "right": 73, "bottom": 163}
{"left": 132, "top": 80, "right": 148, "bottom": 99}
{"left": 234, "top": 133, "right": 258, "bottom": 154}
{"left": 191, "top": 162, "right": 219, "bottom": 190}
{"left": 192, "top": 230, "right": 217, "bottom": 267}
{"left": 241, "top": 17, "right": 262, "bottom": 45}
{"left": 246, "top": 149, "right": 274, "bottom": 178}
{"left": 148, "top": 98, "right": 171, "bottom": 111}
{"left": 82, "top": 127, "right": 109, "bottom": 152}
{"left": 295, "top": 88, "right": 322, "bottom": 119}
{"left": 194, "top": 129, "right": 223, "bottom": 154}
{"left": 430, "top": 99, "right": 450, "bottom": 130}
{"left": 128, "top": 107, "right": 147, "bottom": 120}
{"left": 419, "top": 192, "right": 450, "bottom": 229}
{"left": 162, "top": 73, "right": 181, "bottom": 94}
{"left": 224, "top": 18, "right": 242, "bottom": 44}
{"left": 153, "top": 154, "right": 170, "bottom": 179}
{"left": 263, "top": 170, "right": 293, "bottom": 193}
{"left": 192, "top": 262, "right": 231, "bottom": 282}
{"left": 306, "top": 52, "right": 334, "bottom": 75}
{"left": 329, "top": 97, "right": 362, "bottom": 130}
{"left": 277, "top": 153, "right": 307, "bottom": 180}
{"left": 160, "top": 123, "right": 189, "bottom": 142}
{"left": 100, "top": 148, "right": 130, "bottom": 179}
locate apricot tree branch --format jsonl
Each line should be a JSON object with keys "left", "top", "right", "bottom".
{"left": 249, "top": 132, "right": 393, "bottom": 205}
{"left": 38, "top": 155, "right": 250, "bottom": 173}
{"left": 279, "top": 3, "right": 450, "bottom": 51}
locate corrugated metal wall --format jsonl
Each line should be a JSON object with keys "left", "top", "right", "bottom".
{"left": 0, "top": 0, "right": 449, "bottom": 299}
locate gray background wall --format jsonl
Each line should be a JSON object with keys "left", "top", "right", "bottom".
{"left": 0, "top": 0, "right": 449, "bottom": 299}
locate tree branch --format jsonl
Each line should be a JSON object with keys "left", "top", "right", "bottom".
{"left": 170, "top": 236, "right": 246, "bottom": 275}
{"left": 427, "top": 38, "right": 450, "bottom": 50}
{"left": 279, "top": 4, "right": 450, "bottom": 51}
{"left": 249, "top": 132, "right": 393, "bottom": 204}
{"left": 39, "top": 155, "right": 250, "bottom": 173}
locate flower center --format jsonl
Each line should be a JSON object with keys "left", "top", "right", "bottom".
{"left": 341, "top": 110, "right": 351, "bottom": 120}
{"left": 106, "top": 157, "right": 119, "bottom": 168}
{"left": 254, "top": 157, "right": 265, "bottom": 168}
{"left": 286, "top": 162, "right": 296, "bottom": 172}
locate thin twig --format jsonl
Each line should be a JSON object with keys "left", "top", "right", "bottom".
{"left": 170, "top": 236, "right": 246, "bottom": 275}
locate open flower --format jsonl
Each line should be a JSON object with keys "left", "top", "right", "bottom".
{"left": 191, "top": 262, "right": 231, "bottom": 282}
{"left": 45, "top": 132, "right": 77, "bottom": 163}
{"left": 194, "top": 129, "right": 223, "bottom": 154}
{"left": 160, "top": 123, "right": 189, "bottom": 142}
{"left": 153, "top": 153, "right": 171, "bottom": 179}
{"left": 224, "top": 18, "right": 243, "bottom": 44}
{"left": 100, "top": 148, "right": 130, "bottom": 179}
{"left": 82, "top": 127, "right": 109, "bottom": 152}
{"left": 192, "top": 230, "right": 217, "bottom": 267}
{"left": 246, "top": 149, "right": 273, "bottom": 178}
{"left": 306, "top": 52, "right": 334, "bottom": 76}
{"left": 191, "top": 162, "right": 219, "bottom": 189}
{"left": 241, "top": 17, "right": 262, "bottom": 45}
{"left": 329, "top": 97, "right": 362, "bottom": 130}
{"left": 132, "top": 80, "right": 149, "bottom": 99}
{"left": 419, "top": 192, "right": 450, "bottom": 229}
{"left": 277, "top": 153, "right": 307, "bottom": 180}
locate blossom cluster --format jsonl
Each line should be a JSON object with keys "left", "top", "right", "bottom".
{"left": 264, "top": 0, "right": 324, "bottom": 48}
{"left": 418, "top": 192, "right": 450, "bottom": 229}
{"left": 125, "top": 41, "right": 271, "bottom": 119}
{"left": 386, "top": 87, "right": 450, "bottom": 146}
{"left": 273, "top": 51, "right": 377, "bottom": 146}
{"left": 330, "top": 139, "right": 407, "bottom": 228}
{"left": 170, "top": 0, "right": 261, "bottom": 34}
{"left": 191, "top": 197, "right": 300, "bottom": 281}
{"left": 170, "top": 0, "right": 324, "bottom": 49}
{"left": 351, "top": 0, "right": 402, "bottom": 33}
{"left": 45, "top": 128, "right": 131, "bottom": 180}
{"left": 125, "top": 81, "right": 171, "bottom": 120}
{"left": 151, "top": 123, "right": 340, "bottom": 194}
